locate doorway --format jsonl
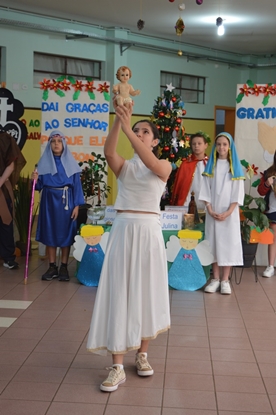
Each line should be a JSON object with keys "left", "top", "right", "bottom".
{"left": 214, "top": 106, "right": 235, "bottom": 139}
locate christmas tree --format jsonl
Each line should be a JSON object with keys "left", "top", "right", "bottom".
{"left": 151, "top": 83, "right": 191, "bottom": 208}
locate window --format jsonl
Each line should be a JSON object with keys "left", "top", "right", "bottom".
{"left": 160, "top": 71, "right": 205, "bottom": 104}
{"left": 33, "top": 52, "right": 101, "bottom": 86}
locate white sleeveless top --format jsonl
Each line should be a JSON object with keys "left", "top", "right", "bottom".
{"left": 114, "top": 154, "right": 165, "bottom": 214}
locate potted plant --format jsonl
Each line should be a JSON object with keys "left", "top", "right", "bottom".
{"left": 240, "top": 159, "right": 270, "bottom": 244}
{"left": 238, "top": 159, "right": 273, "bottom": 270}
{"left": 78, "top": 152, "right": 111, "bottom": 226}
{"left": 14, "top": 175, "right": 38, "bottom": 255}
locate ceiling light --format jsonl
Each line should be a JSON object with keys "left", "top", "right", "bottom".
{"left": 216, "top": 17, "right": 225, "bottom": 36}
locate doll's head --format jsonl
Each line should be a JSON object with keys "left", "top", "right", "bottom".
{"left": 177, "top": 229, "right": 202, "bottom": 250}
{"left": 116, "top": 66, "right": 132, "bottom": 81}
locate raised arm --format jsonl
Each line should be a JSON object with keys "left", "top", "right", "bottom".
{"left": 116, "top": 105, "right": 171, "bottom": 182}
{"left": 129, "top": 84, "right": 141, "bottom": 97}
{"left": 104, "top": 115, "right": 125, "bottom": 177}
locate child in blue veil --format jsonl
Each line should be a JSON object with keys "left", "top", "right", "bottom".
{"left": 199, "top": 132, "right": 245, "bottom": 295}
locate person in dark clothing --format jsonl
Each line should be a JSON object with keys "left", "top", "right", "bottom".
{"left": 0, "top": 131, "right": 26, "bottom": 269}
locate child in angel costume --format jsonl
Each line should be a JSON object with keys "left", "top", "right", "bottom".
{"left": 32, "top": 130, "right": 84, "bottom": 281}
{"left": 199, "top": 132, "right": 245, "bottom": 295}
{"left": 87, "top": 102, "right": 171, "bottom": 392}
{"left": 112, "top": 66, "right": 140, "bottom": 106}
{"left": 73, "top": 224, "right": 109, "bottom": 286}
{"left": 171, "top": 132, "right": 209, "bottom": 211}
{"left": 166, "top": 229, "right": 214, "bottom": 291}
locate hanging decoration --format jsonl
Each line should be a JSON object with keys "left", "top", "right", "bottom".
{"left": 174, "top": 3, "right": 185, "bottom": 56}
{"left": 196, "top": 0, "right": 203, "bottom": 4}
{"left": 175, "top": 17, "right": 185, "bottom": 36}
{"left": 137, "top": 0, "right": 145, "bottom": 31}
{"left": 137, "top": 19, "right": 145, "bottom": 30}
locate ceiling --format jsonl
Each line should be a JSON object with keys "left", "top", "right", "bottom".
{"left": 1, "top": 0, "right": 276, "bottom": 57}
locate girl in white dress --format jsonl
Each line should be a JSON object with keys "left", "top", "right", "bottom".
{"left": 87, "top": 103, "right": 172, "bottom": 392}
{"left": 199, "top": 132, "right": 245, "bottom": 295}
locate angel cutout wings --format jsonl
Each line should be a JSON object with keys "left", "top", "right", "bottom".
{"left": 166, "top": 234, "right": 214, "bottom": 291}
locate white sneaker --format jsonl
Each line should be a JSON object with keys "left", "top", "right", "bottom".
{"left": 220, "top": 280, "right": 231, "bottom": 295}
{"left": 263, "top": 266, "right": 275, "bottom": 278}
{"left": 100, "top": 365, "right": 126, "bottom": 392}
{"left": 204, "top": 279, "right": 220, "bottom": 293}
{"left": 135, "top": 352, "right": 154, "bottom": 376}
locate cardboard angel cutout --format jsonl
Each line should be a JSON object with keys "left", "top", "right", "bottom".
{"left": 166, "top": 229, "right": 214, "bottom": 291}
{"left": 73, "top": 225, "right": 109, "bottom": 286}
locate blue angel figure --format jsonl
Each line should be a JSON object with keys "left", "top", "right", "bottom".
{"left": 73, "top": 225, "right": 109, "bottom": 286}
{"left": 166, "top": 229, "right": 214, "bottom": 291}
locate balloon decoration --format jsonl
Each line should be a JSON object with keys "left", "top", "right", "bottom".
{"left": 196, "top": 0, "right": 203, "bottom": 4}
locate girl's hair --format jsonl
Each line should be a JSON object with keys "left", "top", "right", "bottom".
{"left": 132, "top": 119, "right": 160, "bottom": 157}
{"left": 265, "top": 150, "right": 276, "bottom": 178}
{"left": 116, "top": 66, "right": 132, "bottom": 80}
{"left": 190, "top": 132, "right": 208, "bottom": 145}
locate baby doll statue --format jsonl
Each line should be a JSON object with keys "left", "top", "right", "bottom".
{"left": 112, "top": 66, "right": 140, "bottom": 106}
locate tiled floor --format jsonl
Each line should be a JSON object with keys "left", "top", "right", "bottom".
{"left": 1, "top": 252, "right": 276, "bottom": 415}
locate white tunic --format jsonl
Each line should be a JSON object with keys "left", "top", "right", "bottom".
{"left": 199, "top": 159, "right": 244, "bottom": 266}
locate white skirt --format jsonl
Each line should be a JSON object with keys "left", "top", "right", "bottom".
{"left": 87, "top": 213, "right": 171, "bottom": 355}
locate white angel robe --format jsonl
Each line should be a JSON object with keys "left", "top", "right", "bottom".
{"left": 199, "top": 159, "right": 244, "bottom": 266}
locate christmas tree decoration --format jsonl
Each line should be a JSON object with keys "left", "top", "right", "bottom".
{"left": 151, "top": 87, "right": 190, "bottom": 207}
{"left": 196, "top": 0, "right": 203, "bottom": 4}
{"left": 177, "top": 50, "right": 183, "bottom": 56}
{"left": 178, "top": 3, "right": 185, "bottom": 11}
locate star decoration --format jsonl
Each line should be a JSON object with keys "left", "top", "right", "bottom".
{"left": 166, "top": 83, "right": 175, "bottom": 92}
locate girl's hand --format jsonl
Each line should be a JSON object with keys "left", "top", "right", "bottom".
{"left": 266, "top": 176, "right": 274, "bottom": 187}
{"left": 115, "top": 103, "right": 133, "bottom": 133}
{"left": 71, "top": 206, "right": 79, "bottom": 221}
{"left": 31, "top": 171, "right": 39, "bottom": 181}
{"left": 215, "top": 211, "right": 230, "bottom": 221}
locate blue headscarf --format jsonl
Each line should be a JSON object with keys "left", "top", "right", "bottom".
{"left": 203, "top": 132, "right": 245, "bottom": 180}
{"left": 37, "top": 130, "right": 82, "bottom": 177}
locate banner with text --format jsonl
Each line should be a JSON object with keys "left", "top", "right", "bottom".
{"left": 40, "top": 79, "right": 110, "bottom": 162}
{"left": 235, "top": 82, "right": 276, "bottom": 182}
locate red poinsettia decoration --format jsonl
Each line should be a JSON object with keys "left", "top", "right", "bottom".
{"left": 97, "top": 82, "right": 110, "bottom": 94}
{"left": 39, "top": 79, "right": 51, "bottom": 90}
{"left": 251, "top": 84, "right": 261, "bottom": 96}
{"left": 236, "top": 80, "right": 276, "bottom": 106}
{"left": 84, "top": 81, "right": 96, "bottom": 93}
{"left": 73, "top": 80, "right": 84, "bottom": 92}
{"left": 239, "top": 84, "right": 250, "bottom": 96}
{"left": 50, "top": 80, "right": 60, "bottom": 92}
{"left": 97, "top": 82, "right": 110, "bottom": 102}
{"left": 246, "top": 163, "right": 258, "bottom": 176}
{"left": 59, "top": 80, "right": 71, "bottom": 91}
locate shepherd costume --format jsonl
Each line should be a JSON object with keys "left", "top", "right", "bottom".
{"left": 35, "top": 130, "right": 84, "bottom": 247}
{"left": 0, "top": 132, "right": 26, "bottom": 263}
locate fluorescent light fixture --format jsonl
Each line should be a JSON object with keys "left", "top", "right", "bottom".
{"left": 216, "top": 17, "right": 225, "bottom": 36}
